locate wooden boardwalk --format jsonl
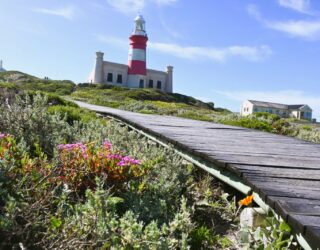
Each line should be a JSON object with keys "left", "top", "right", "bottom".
{"left": 76, "top": 101, "right": 320, "bottom": 249}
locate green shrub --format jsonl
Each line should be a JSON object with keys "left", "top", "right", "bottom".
{"left": 220, "top": 116, "right": 273, "bottom": 132}
{"left": 0, "top": 71, "right": 75, "bottom": 95}
{"left": 47, "top": 105, "right": 98, "bottom": 124}
{"left": 302, "top": 125, "right": 312, "bottom": 131}
{"left": 254, "top": 112, "right": 280, "bottom": 122}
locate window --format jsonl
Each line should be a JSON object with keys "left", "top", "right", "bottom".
{"left": 148, "top": 79, "right": 153, "bottom": 88}
{"left": 254, "top": 107, "right": 258, "bottom": 112}
{"left": 139, "top": 79, "right": 144, "bottom": 88}
{"left": 116, "top": 74, "right": 122, "bottom": 84}
{"left": 107, "top": 73, "right": 113, "bottom": 82}
{"left": 157, "top": 81, "right": 162, "bottom": 89}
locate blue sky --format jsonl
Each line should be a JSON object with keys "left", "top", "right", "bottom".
{"left": 1, "top": 0, "right": 320, "bottom": 118}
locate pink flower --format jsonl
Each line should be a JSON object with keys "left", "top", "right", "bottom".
{"left": 0, "top": 134, "right": 9, "bottom": 140}
{"left": 117, "top": 156, "right": 141, "bottom": 166}
{"left": 103, "top": 140, "right": 113, "bottom": 150}
{"left": 58, "top": 143, "right": 88, "bottom": 158}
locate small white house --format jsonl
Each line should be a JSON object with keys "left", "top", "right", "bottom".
{"left": 241, "top": 100, "right": 313, "bottom": 120}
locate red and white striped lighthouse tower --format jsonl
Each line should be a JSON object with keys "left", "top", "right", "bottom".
{"left": 127, "top": 14, "right": 148, "bottom": 88}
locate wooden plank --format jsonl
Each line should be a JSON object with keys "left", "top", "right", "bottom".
{"left": 167, "top": 135, "right": 319, "bottom": 150}
{"left": 254, "top": 184, "right": 320, "bottom": 201}
{"left": 202, "top": 152, "right": 320, "bottom": 169}
{"left": 245, "top": 176, "right": 320, "bottom": 189}
{"left": 243, "top": 170, "right": 320, "bottom": 180}
{"left": 274, "top": 200, "right": 320, "bottom": 223}
{"left": 266, "top": 196, "right": 320, "bottom": 211}
{"left": 228, "top": 164, "right": 320, "bottom": 180}
{"left": 305, "top": 226, "right": 320, "bottom": 250}
{"left": 287, "top": 214, "right": 320, "bottom": 234}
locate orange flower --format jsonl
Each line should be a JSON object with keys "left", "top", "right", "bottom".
{"left": 239, "top": 194, "right": 254, "bottom": 206}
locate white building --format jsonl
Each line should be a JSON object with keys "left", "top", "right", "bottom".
{"left": 0, "top": 60, "right": 6, "bottom": 73}
{"left": 88, "top": 15, "right": 173, "bottom": 93}
{"left": 241, "top": 100, "right": 313, "bottom": 120}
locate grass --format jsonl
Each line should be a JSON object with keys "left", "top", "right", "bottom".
{"left": 71, "top": 84, "right": 231, "bottom": 121}
{"left": 1, "top": 70, "right": 320, "bottom": 144}
{"left": 0, "top": 71, "right": 75, "bottom": 95}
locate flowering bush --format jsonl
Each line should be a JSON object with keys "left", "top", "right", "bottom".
{"left": 0, "top": 94, "right": 245, "bottom": 249}
{"left": 56, "top": 140, "right": 143, "bottom": 191}
{"left": 0, "top": 133, "right": 14, "bottom": 158}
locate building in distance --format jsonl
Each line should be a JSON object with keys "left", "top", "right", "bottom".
{"left": 241, "top": 100, "right": 313, "bottom": 120}
{"left": 88, "top": 14, "right": 173, "bottom": 93}
{"left": 0, "top": 60, "right": 6, "bottom": 73}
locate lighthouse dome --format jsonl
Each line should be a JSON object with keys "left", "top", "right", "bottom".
{"left": 133, "top": 14, "right": 147, "bottom": 36}
{"left": 134, "top": 14, "right": 145, "bottom": 22}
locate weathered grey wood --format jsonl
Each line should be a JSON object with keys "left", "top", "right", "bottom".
{"left": 267, "top": 196, "right": 320, "bottom": 210}
{"left": 275, "top": 200, "right": 320, "bottom": 222}
{"left": 305, "top": 226, "right": 320, "bottom": 249}
{"left": 76, "top": 101, "right": 320, "bottom": 248}
{"left": 253, "top": 184, "right": 320, "bottom": 201}
{"left": 229, "top": 165, "right": 320, "bottom": 180}
{"left": 287, "top": 215, "right": 320, "bottom": 249}
{"left": 288, "top": 214, "right": 320, "bottom": 233}
{"left": 201, "top": 151, "right": 320, "bottom": 169}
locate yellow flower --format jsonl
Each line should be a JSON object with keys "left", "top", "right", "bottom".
{"left": 239, "top": 194, "right": 254, "bottom": 206}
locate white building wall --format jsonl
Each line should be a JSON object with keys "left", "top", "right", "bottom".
{"left": 89, "top": 56, "right": 173, "bottom": 93}
{"left": 102, "top": 61, "right": 128, "bottom": 86}
{"left": 290, "top": 110, "right": 299, "bottom": 118}
{"left": 241, "top": 100, "right": 254, "bottom": 116}
{"left": 146, "top": 69, "right": 167, "bottom": 91}
{"left": 127, "top": 74, "right": 146, "bottom": 88}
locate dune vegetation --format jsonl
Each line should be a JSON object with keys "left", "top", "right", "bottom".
{"left": 1, "top": 70, "right": 319, "bottom": 145}
{"left": 0, "top": 71, "right": 304, "bottom": 249}
{"left": 0, "top": 90, "right": 301, "bottom": 249}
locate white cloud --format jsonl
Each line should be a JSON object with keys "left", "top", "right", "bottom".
{"left": 96, "top": 34, "right": 272, "bottom": 62}
{"left": 266, "top": 19, "right": 320, "bottom": 39}
{"left": 278, "top": 0, "right": 311, "bottom": 14}
{"left": 155, "top": 0, "right": 178, "bottom": 5}
{"left": 214, "top": 89, "right": 320, "bottom": 117}
{"left": 149, "top": 42, "right": 272, "bottom": 62}
{"left": 33, "top": 6, "right": 76, "bottom": 20}
{"left": 248, "top": 4, "right": 320, "bottom": 39}
{"left": 105, "top": 0, "right": 177, "bottom": 13}
{"left": 106, "top": 0, "right": 145, "bottom": 14}
{"left": 95, "top": 34, "right": 128, "bottom": 47}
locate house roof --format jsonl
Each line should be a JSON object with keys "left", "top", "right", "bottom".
{"left": 248, "top": 100, "right": 288, "bottom": 109}
{"left": 288, "top": 104, "right": 305, "bottom": 109}
{"left": 248, "top": 100, "right": 312, "bottom": 111}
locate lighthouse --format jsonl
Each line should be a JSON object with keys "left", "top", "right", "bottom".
{"left": 127, "top": 14, "right": 148, "bottom": 88}
{"left": 88, "top": 14, "right": 173, "bottom": 93}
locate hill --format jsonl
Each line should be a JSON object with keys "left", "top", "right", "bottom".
{"left": 0, "top": 71, "right": 75, "bottom": 95}
{"left": 0, "top": 71, "right": 230, "bottom": 121}
{"left": 1, "top": 70, "right": 319, "bottom": 143}
{"left": 71, "top": 83, "right": 231, "bottom": 120}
